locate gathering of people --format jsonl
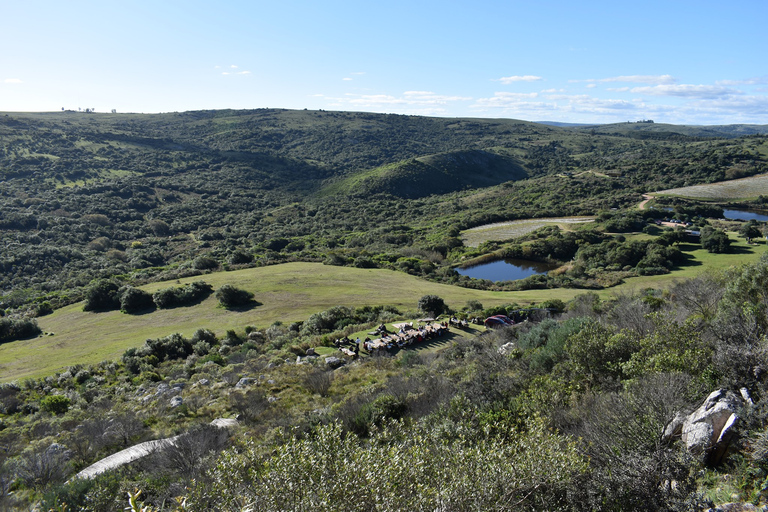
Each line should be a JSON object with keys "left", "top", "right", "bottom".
{"left": 334, "top": 320, "right": 450, "bottom": 356}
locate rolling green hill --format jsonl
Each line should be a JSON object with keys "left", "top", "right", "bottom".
{"left": 322, "top": 149, "right": 528, "bottom": 198}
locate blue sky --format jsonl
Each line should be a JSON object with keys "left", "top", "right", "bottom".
{"left": 1, "top": 0, "right": 766, "bottom": 124}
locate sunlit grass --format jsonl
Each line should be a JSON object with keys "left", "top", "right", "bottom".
{"left": 461, "top": 217, "right": 595, "bottom": 247}
{"left": 656, "top": 173, "right": 768, "bottom": 200}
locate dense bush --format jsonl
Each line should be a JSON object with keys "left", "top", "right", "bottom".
{"left": 83, "top": 279, "right": 121, "bottom": 312}
{"left": 0, "top": 316, "right": 41, "bottom": 343}
{"left": 119, "top": 286, "right": 155, "bottom": 313}
{"left": 215, "top": 284, "right": 255, "bottom": 308}
{"left": 152, "top": 281, "right": 213, "bottom": 309}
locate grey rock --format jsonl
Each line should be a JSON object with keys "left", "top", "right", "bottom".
{"left": 236, "top": 377, "right": 256, "bottom": 388}
{"left": 210, "top": 418, "right": 239, "bottom": 429}
{"left": 197, "top": 378, "right": 210, "bottom": 386}
{"left": 305, "top": 347, "right": 317, "bottom": 356}
{"left": 170, "top": 396, "right": 183, "bottom": 408}
{"left": 498, "top": 342, "right": 516, "bottom": 356}
{"left": 325, "top": 356, "right": 346, "bottom": 369}
{"left": 669, "top": 389, "right": 744, "bottom": 465}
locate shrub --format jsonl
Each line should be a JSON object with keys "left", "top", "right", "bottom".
{"left": 193, "top": 255, "right": 219, "bottom": 270}
{"left": 119, "top": 286, "right": 154, "bottom": 313}
{"left": 40, "top": 395, "right": 71, "bottom": 415}
{"left": 0, "top": 316, "right": 41, "bottom": 343}
{"left": 215, "top": 284, "right": 255, "bottom": 308}
{"left": 152, "top": 281, "right": 213, "bottom": 309}
{"left": 83, "top": 279, "right": 120, "bottom": 312}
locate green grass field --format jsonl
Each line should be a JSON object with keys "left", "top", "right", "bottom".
{"left": 460, "top": 216, "right": 596, "bottom": 247}
{"left": 1, "top": 237, "right": 764, "bottom": 383}
{"left": 656, "top": 173, "right": 768, "bottom": 200}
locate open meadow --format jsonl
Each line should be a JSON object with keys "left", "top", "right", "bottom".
{"left": 460, "top": 216, "right": 596, "bottom": 247}
{"left": 0, "top": 263, "right": 581, "bottom": 382}
{"left": 2, "top": 234, "right": 764, "bottom": 383}
{"left": 656, "top": 173, "right": 768, "bottom": 200}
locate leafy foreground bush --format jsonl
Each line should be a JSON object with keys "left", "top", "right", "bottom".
{"left": 185, "top": 418, "right": 587, "bottom": 511}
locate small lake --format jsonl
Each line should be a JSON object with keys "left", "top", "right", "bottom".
{"left": 456, "top": 258, "right": 558, "bottom": 282}
{"left": 723, "top": 209, "right": 768, "bottom": 222}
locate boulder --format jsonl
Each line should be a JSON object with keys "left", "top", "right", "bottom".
{"left": 325, "top": 356, "right": 346, "bottom": 369}
{"left": 236, "top": 377, "right": 257, "bottom": 388}
{"left": 170, "top": 396, "right": 183, "bottom": 408}
{"left": 305, "top": 347, "right": 317, "bottom": 356}
{"left": 665, "top": 389, "right": 745, "bottom": 466}
{"left": 498, "top": 342, "right": 516, "bottom": 356}
{"left": 210, "top": 418, "right": 238, "bottom": 429}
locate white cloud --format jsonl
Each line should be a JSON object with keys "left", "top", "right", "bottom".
{"left": 630, "top": 84, "right": 738, "bottom": 99}
{"left": 574, "top": 75, "right": 676, "bottom": 85}
{"left": 716, "top": 77, "right": 768, "bottom": 86}
{"left": 230, "top": 65, "right": 238, "bottom": 69}
{"left": 586, "top": 83, "right": 597, "bottom": 89}
{"left": 601, "top": 75, "right": 676, "bottom": 84}
{"left": 4, "top": 78, "right": 23, "bottom": 84}
{"left": 496, "top": 75, "right": 543, "bottom": 84}
{"left": 342, "top": 77, "right": 352, "bottom": 81}
{"left": 222, "top": 70, "right": 251, "bottom": 76}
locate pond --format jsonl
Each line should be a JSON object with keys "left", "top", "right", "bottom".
{"left": 456, "top": 258, "right": 558, "bottom": 282}
{"left": 723, "top": 209, "right": 768, "bottom": 222}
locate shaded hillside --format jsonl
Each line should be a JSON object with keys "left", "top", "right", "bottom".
{"left": 324, "top": 149, "right": 528, "bottom": 198}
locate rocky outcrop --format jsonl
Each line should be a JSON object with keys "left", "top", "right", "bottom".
{"left": 664, "top": 389, "right": 746, "bottom": 466}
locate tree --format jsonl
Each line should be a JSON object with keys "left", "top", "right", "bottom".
{"left": 700, "top": 226, "right": 731, "bottom": 253}
{"left": 740, "top": 221, "right": 763, "bottom": 242}
{"left": 417, "top": 294, "right": 447, "bottom": 317}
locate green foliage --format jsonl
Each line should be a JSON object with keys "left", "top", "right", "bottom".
{"left": 621, "top": 313, "right": 713, "bottom": 380}
{"left": 119, "top": 286, "right": 155, "bottom": 313}
{"left": 215, "top": 284, "right": 255, "bottom": 308}
{"left": 0, "top": 316, "right": 41, "bottom": 343}
{"left": 417, "top": 294, "right": 447, "bottom": 316}
{"left": 40, "top": 394, "right": 71, "bottom": 415}
{"left": 190, "top": 417, "right": 586, "bottom": 511}
{"left": 701, "top": 226, "right": 731, "bottom": 253}
{"left": 152, "top": 281, "right": 213, "bottom": 309}
{"left": 83, "top": 279, "right": 121, "bottom": 312}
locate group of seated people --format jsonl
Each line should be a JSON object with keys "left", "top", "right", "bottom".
{"left": 363, "top": 321, "right": 449, "bottom": 353}
{"left": 449, "top": 316, "right": 470, "bottom": 328}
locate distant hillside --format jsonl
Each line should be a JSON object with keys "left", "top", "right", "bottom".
{"left": 571, "top": 121, "right": 768, "bottom": 139}
{"left": 323, "top": 149, "right": 528, "bottom": 198}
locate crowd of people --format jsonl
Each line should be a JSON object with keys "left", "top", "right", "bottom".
{"left": 334, "top": 320, "right": 451, "bottom": 356}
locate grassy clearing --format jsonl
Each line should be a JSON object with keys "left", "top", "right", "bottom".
{"left": 0, "top": 263, "right": 582, "bottom": 382}
{"left": 608, "top": 232, "right": 766, "bottom": 293}
{"left": 3, "top": 236, "right": 763, "bottom": 382}
{"left": 461, "top": 217, "right": 595, "bottom": 247}
{"left": 655, "top": 174, "right": 768, "bottom": 200}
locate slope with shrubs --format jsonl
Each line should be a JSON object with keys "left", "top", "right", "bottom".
{"left": 4, "top": 256, "right": 768, "bottom": 509}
